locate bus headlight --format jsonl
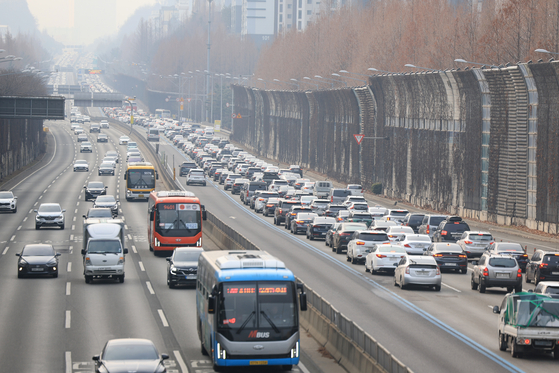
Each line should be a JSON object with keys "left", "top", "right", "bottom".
{"left": 290, "top": 341, "right": 299, "bottom": 358}
{"left": 217, "top": 343, "right": 227, "bottom": 359}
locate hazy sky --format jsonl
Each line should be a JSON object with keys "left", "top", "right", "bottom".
{"left": 26, "top": 0, "right": 158, "bottom": 31}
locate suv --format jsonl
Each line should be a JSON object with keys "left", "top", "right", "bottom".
{"left": 0, "top": 191, "right": 17, "bottom": 213}
{"left": 274, "top": 199, "right": 301, "bottom": 226}
{"left": 418, "top": 214, "right": 447, "bottom": 238}
{"left": 241, "top": 181, "right": 267, "bottom": 205}
{"left": 35, "top": 203, "right": 66, "bottom": 229}
{"left": 432, "top": 216, "right": 470, "bottom": 243}
{"left": 346, "top": 230, "right": 390, "bottom": 264}
{"left": 534, "top": 281, "right": 559, "bottom": 295}
{"left": 186, "top": 169, "right": 206, "bottom": 186}
{"left": 80, "top": 142, "right": 93, "bottom": 152}
{"left": 526, "top": 250, "right": 559, "bottom": 284}
{"left": 284, "top": 206, "right": 311, "bottom": 230}
{"left": 329, "top": 188, "right": 352, "bottom": 204}
{"left": 90, "top": 123, "right": 100, "bottom": 132}
{"left": 224, "top": 174, "right": 241, "bottom": 190}
{"left": 290, "top": 212, "right": 318, "bottom": 234}
{"left": 402, "top": 213, "right": 425, "bottom": 233}
{"left": 179, "top": 162, "right": 197, "bottom": 177}
{"left": 84, "top": 181, "right": 107, "bottom": 201}
{"left": 471, "top": 253, "right": 522, "bottom": 293}
{"left": 331, "top": 222, "right": 368, "bottom": 254}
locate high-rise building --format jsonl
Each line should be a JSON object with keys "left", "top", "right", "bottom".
{"left": 241, "top": 0, "right": 276, "bottom": 46}
{"left": 74, "top": 0, "right": 117, "bottom": 45}
{"left": 276, "top": 0, "right": 320, "bottom": 33}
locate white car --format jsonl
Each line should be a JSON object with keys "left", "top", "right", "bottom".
{"left": 342, "top": 196, "right": 367, "bottom": 206}
{"left": 186, "top": 169, "right": 206, "bottom": 186}
{"left": 301, "top": 182, "right": 315, "bottom": 193}
{"left": 268, "top": 180, "right": 289, "bottom": 192}
{"left": 73, "top": 160, "right": 89, "bottom": 172}
{"left": 102, "top": 157, "right": 117, "bottom": 168}
{"left": 119, "top": 136, "right": 130, "bottom": 145}
{"left": 347, "top": 202, "right": 369, "bottom": 212}
{"left": 346, "top": 230, "right": 390, "bottom": 264}
{"left": 394, "top": 233, "right": 432, "bottom": 255}
{"left": 365, "top": 244, "right": 407, "bottom": 274}
{"left": 347, "top": 184, "right": 364, "bottom": 196}
{"left": 80, "top": 142, "right": 92, "bottom": 153}
{"left": 0, "top": 191, "right": 17, "bottom": 213}
{"left": 299, "top": 195, "right": 317, "bottom": 206}
{"left": 369, "top": 220, "right": 398, "bottom": 231}
{"left": 385, "top": 226, "right": 415, "bottom": 242}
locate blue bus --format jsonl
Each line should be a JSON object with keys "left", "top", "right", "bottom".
{"left": 196, "top": 250, "right": 307, "bottom": 371}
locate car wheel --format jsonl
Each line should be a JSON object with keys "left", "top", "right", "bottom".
{"left": 510, "top": 340, "right": 521, "bottom": 358}
{"left": 35, "top": 224, "right": 40, "bottom": 230}
{"left": 169, "top": 281, "right": 175, "bottom": 289}
{"left": 400, "top": 277, "right": 407, "bottom": 290}
{"left": 478, "top": 279, "right": 486, "bottom": 293}
{"left": 371, "top": 266, "right": 377, "bottom": 275}
{"left": 498, "top": 332, "right": 507, "bottom": 351}
{"left": 201, "top": 343, "right": 209, "bottom": 356}
{"left": 118, "top": 275, "right": 125, "bottom": 283}
{"left": 13, "top": 207, "right": 17, "bottom": 213}
{"left": 335, "top": 244, "right": 342, "bottom": 255}
{"left": 281, "top": 365, "right": 293, "bottom": 371}
{"left": 85, "top": 275, "right": 92, "bottom": 284}
{"left": 365, "top": 264, "right": 370, "bottom": 273}
{"left": 507, "top": 286, "right": 513, "bottom": 293}
{"left": 515, "top": 284, "right": 522, "bottom": 293}
{"left": 351, "top": 257, "right": 357, "bottom": 264}
{"left": 460, "top": 268, "right": 468, "bottom": 274}
{"left": 434, "top": 285, "right": 441, "bottom": 292}
{"left": 60, "top": 224, "right": 65, "bottom": 230}
{"left": 554, "top": 345, "right": 559, "bottom": 360}
{"left": 470, "top": 275, "right": 478, "bottom": 290}
{"left": 525, "top": 271, "right": 531, "bottom": 283}
{"left": 346, "top": 255, "right": 351, "bottom": 262}
{"left": 535, "top": 271, "right": 541, "bottom": 285}
{"left": 18, "top": 272, "right": 24, "bottom": 278}
{"left": 393, "top": 276, "right": 398, "bottom": 286}
{"left": 309, "top": 234, "right": 314, "bottom": 241}
{"left": 53, "top": 272, "right": 58, "bottom": 278}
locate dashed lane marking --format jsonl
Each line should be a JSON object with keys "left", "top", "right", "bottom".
{"left": 65, "top": 310, "right": 71, "bottom": 328}
{"left": 2, "top": 247, "right": 8, "bottom": 255}
{"left": 146, "top": 281, "right": 155, "bottom": 294}
{"left": 67, "top": 262, "right": 72, "bottom": 272}
{"left": 132, "top": 245, "right": 137, "bottom": 254}
{"left": 157, "top": 309, "right": 169, "bottom": 327}
{"left": 10, "top": 235, "right": 15, "bottom": 242}
{"left": 139, "top": 261, "right": 145, "bottom": 271}
{"left": 66, "top": 282, "right": 71, "bottom": 295}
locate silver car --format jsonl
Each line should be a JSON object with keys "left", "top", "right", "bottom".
{"left": 0, "top": 191, "right": 17, "bottom": 213}
{"left": 471, "top": 253, "right": 522, "bottom": 293}
{"left": 456, "top": 231, "right": 494, "bottom": 258}
{"left": 394, "top": 255, "right": 441, "bottom": 291}
{"left": 35, "top": 203, "right": 66, "bottom": 229}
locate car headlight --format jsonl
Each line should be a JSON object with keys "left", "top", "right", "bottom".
{"left": 35, "top": 215, "right": 40, "bottom": 221}
{"left": 47, "top": 258, "right": 57, "bottom": 266}
{"left": 170, "top": 266, "right": 177, "bottom": 274}
{"left": 19, "top": 259, "right": 28, "bottom": 267}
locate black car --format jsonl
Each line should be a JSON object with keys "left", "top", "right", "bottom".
{"left": 98, "top": 162, "right": 115, "bottom": 176}
{"left": 274, "top": 199, "right": 300, "bottom": 225}
{"left": 93, "top": 339, "right": 169, "bottom": 373}
{"left": 432, "top": 216, "right": 470, "bottom": 243}
{"left": 93, "top": 195, "right": 119, "bottom": 217}
{"left": 331, "top": 223, "right": 368, "bottom": 254}
{"left": 324, "top": 204, "right": 348, "bottom": 218}
{"left": 263, "top": 198, "right": 280, "bottom": 217}
{"left": 306, "top": 217, "right": 336, "bottom": 240}
{"left": 284, "top": 206, "right": 311, "bottom": 230}
{"left": 262, "top": 171, "right": 281, "bottom": 185}
{"left": 16, "top": 244, "right": 61, "bottom": 278}
{"left": 526, "top": 250, "right": 559, "bottom": 284}
{"left": 84, "top": 181, "right": 107, "bottom": 201}
{"left": 403, "top": 213, "right": 425, "bottom": 233}
{"left": 179, "top": 162, "right": 197, "bottom": 177}
{"left": 166, "top": 247, "right": 203, "bottom": 288}
{"left": 487, "top": 242, "right": 530, "bottom": 272}
{"left": 83, "top": 208, "right": 113, "bottom": 220}
{"left": 424, "top": 242, "right": 468, "bottom": 274}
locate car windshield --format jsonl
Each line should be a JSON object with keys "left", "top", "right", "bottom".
{"left": 87, "top": 209, "right": 112, "bottom": 218}
{"left": 22, "top": 245, "right": 55, "bottom": 256}
{"left": 429, "top": 216, "right": 446, "bottom": 225}
{"left": 106, "top": 152, "right": 118, "bottom": 157}
{"left": 173, "top": 251, "right": 202, "bottom": 262}
{"left": 434, "top": 245, "right": 463, "bottom": 253}
{"left": 39, "top": 205, "right": 61, "bottom": 213}
{"left": 88, "top": 240, "right": 122, "bottom": 254}
{"left": 444, "top": 223, "right": 469, "bottom": 232}
{"left": 545, "top": 287, "right": 559, "bottom": 294}
{"left": 407, "top": 215, "right": 424, "bottom": 224}
{"left": 88, "top": 182, "right": 104, "bottom": 188}
{"left": 405, "top": 235, "right": 431, "bottom": 242}
{"left": 155, "top": 203, "right": 201, "bottom": 237}
{"left": 0, "top": 192, "right": 13, "bottom": 198}
{"left": 76, "top": 160, "right": 87, "bottom": 164}
{"left": 359, "top": 233, "right": 388, "bottom": 241}
{"left": 100, "top": 163, "right": 112, "bottom": 168}
{"left": 496, "top": 244, "right": 524, "bottom": 252}
{"left": 488, "top": 258, "right": 517, "bottom": 268}
{"left": 96, "top": 196, "right": 116, "bottom": 203}
{"left": 102, "top": 343, "right": 159, "bottom": 360}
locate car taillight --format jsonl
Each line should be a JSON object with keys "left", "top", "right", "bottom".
{"left": 433, "top": 254, "right": 443, "bottom": 257}
{"left": 266, "top": 204, "right": 273, "bottom": 207}
{"left": 426, "top": 226, "right": 430, "bottom": 234}
{"left": 296, "top": 220, "right": 304, "bottom": 224}
{"left": 436, "top": 267, "right": 440, "bottom": 275}
{"left": 376, "top": 254, "right": 387, "bottom": 258}
{"left": 521, "top": 254, "right": 528, "bottom": 258}
{"left": 331, "top": 196, "right": 333, "bottom": 202}
{"left": 340, "top": 232, "right": 351, "bottom": 236}
{"left": 464, "top": 240, "right": 473, "bottom": 244}
{"left": 483, "top": 267, "right": 489, "bottom": 276}
{"left": 517, "top": 268, "right": 522, "bottom": 278}
{"left": 356, "top": 241, "right": 365, "bottom": 245}
{"left": 405, "top": 267, "right": 410, "bottom": 274}
{"left": 388, "top": 234, "right": 395, "bottom": 238}
{"left": 404, "top": 244, "right": 411, "bottom": 248}
{"left": 459, "top": 254, "right": 467, "bottom": 258}
{"left": 246, "top": 191, "right": 249, "bottom": 197}
{"left": 489, "top": 241, "right": 494, "bottom": 245}
{"left": 441, "top": 230, "right": 448, "bottom": 235}
{"left": 259, "top": 198, "right": 265, "bottom": 201}
{"left": 279, "top": 209, "right": 283, "bottom": 213}
{"left": 540, "top": 263, "right": 548, "bottom": 268}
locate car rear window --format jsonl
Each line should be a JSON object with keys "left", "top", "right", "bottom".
{"left": 328, "top": 206, "right": 347, "bottom": 212}
{"left": 469, "top": 234, "right": 493, "bottom": 241}
{"left": 543, "top": 255, "right": 559, "bottom": 265}
{"left": 407, "top": 215, "right": 424, "bottom": 224}
{"left": 249, "top": 184, "right": 267, "bottom": 191}
{"left": 359, "top": 233, "right": 388, "bottom": 241}
{"left": 545, "top": 287, "right": 559, "bottom": 294}
{"left": 429, "top": 216, "right": 446, "bottom": 226}
{"left": 333, "top": 190, "right": 352, "bottom": 197}
{"left": 488, "top": 258, "right": 517, "bottom": 268}
{"left": 496, "top": 243, "right": 524, "bottom": 252}
{"left": 88, "top": 182, "right": 104, "bottom": 188}
{"left": 443, "top": 223, "right": 470, "bottom": 232}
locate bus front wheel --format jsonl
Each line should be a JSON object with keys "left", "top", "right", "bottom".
{"left": 282, "top": 365, "right": 293, "bottom": 371}
{"left": 200, "top": 343, "right": 208, "bottom": 356}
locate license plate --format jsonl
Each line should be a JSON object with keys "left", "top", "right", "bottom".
{"left": 552, "top": 272, "right": 559, "bottom": 275}
{"left": 138, "top": 194, "right": 144, "bottom": 198}
{"left": 496, "top": 273, "right": 509, "bottom": 278}
{"left": 31, "top": 268, "right": 44, "bottom": 271}
{"left": 186, "top": 275, "right": 196, "bottom": 279}
{"left": 250, "top": 361, "right": 268, "bottom": 366}
{"left": 416, "top": 271, "right": 429, "bottom": 276}
{"left": 445, "top": 263, "right": 457, "bottom": 266}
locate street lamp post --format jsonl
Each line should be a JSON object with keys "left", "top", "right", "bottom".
{"left": 206, "top": 0, "right": 213, "bottom": 124}
{"left": 404, "top": 63, "right": 440, "bottom": 71}
{"left": 290, "top": 78, "right": 300, "bottom": 89}
{"left": 454, "top": 58, "right": 498, "bottom": 68}
{"left": 535, "top": 48, "right": 559, "bottom": 56}
{"left": 302, "top": 77, "right": 321, "bottom": 89}
{"left": 332, "top": 73, "right": 366, "bottom": 84}
{"left": 314, "top": 75, "right": 337, "bottom": 88}
{"left": 367, "top": 67, "right": 398, "bottom": 74}
{"left": 257, "top": 78, "right": 267, "bottom": 89}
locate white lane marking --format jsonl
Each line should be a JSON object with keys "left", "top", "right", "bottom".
{"left": 65, "top": 351, "right": 72, "bottom": 373}
{"left": 131, "top": 245, "right": 137, "bottom": 253}
{"left": 38, "top": 195, "right": 42, "bottom": 199}
{"left": 2, "top": 246, "right": 9, "bottom": 255}
{"left": 69, "top": 245, "right": 73, "bottom": 254}
{"left": 10, "top": 235, "right": 15, "bottom": 242}
{"left": 146, "top": 281, "right": 155, "bottom": 294}
{"left": 65, "top": 310, "right": 71, "bottom": 328}
{"left": 73, "top": 216, "right": 76, "bottom": 222}
{"left": 71, "top": 225, "right": 75, "bottom": 231}
{"left": 44, "top": 189, "right": 48, "bottom": 193}
{"left": 70, "top": 235, "right": 74, "bottom": 241}
{"left": 34, "top": 202, "right": 38, "bottom": 206}
{"left": 442, "top": 283, "right": 462, "bottom": 293}
{"left": 66, "top": 282, "right": 71, "bottom": 295}
{"left": 128, "top": 234, "right": 132, "bottom": 240}
{"left": 23, "top": 217, "right": 27, "bottom": 222}
{"left": 29, "top": 208, "right": 33, "bottom": 213}
{"left": 299, "top": 362, "right": 311, "bottom": 373}
{"left": 139, "top": 261, "right": 145, "bottom": 271}
{"left": 157, "top": 309, "right": 169, "bottom": 327}
{"left": 17, "top": 225, "right": 22, "bottom": 231}
{"left": 119, "top": 208, "right": 123, "bottom": 213}
{"left": 173, "top": 351, "right": 189, "bottom": 373}
{"left": 76, "top": 202, "right": 79, "bottom": 206}
{"left": 67, "top": 262, "right": 72, "bottom": 272}
{"left": 74, "top": 209, "right": 78, "bottom": 214}
{"left": 124, "top": 225, "right": 128, "bottom": 230}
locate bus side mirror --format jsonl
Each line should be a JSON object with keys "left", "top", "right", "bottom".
{"left": 208, "top": 296, "right": 216, "bottom": 314}
{"left": 155, "top": 171, "right": 159, "bottom": 180}
{"left": 300, "top": 292, "right": 308, "bottom": 311}
{"left": 123, "top": 173, "right": 127, "bottom": 180}
{"left": 150, "top": 210, "right": 155, "bottom": 221}
{"left": 201, "top": 205, "right": 207, "bottom": 220}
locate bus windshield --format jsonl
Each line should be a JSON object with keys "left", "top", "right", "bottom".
{"left": 155, "top": 203, "right": 201, "bottom": 237}
{"left": 127, "top": 169, "right": 156, "bottom": 189}
{"left": 218, "top": 282, "right": 297, "bottom": 332}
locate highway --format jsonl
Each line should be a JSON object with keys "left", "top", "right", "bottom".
{"left": 0, "top": 105, "right": 554, "bottom": 373}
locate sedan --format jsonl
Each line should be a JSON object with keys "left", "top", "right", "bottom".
{"left": 290, "top": 212, "right": 319, "bottom": 234}
{"left": 16, "top": 244, "right": 61, "bottom": 278}
{"left": 105, "top": 151, "right": 119, "bottom": 163}
{"left": 456, "top": 231, "right": 494, "bottom": 258}
{"left": 93, "top": 338, "right": 169, "bottom": 373}
{"left": 394, "top": 255, "right": 441, "bottom": 291}
{"left": 97, "top": 134, "right": 108, "bottom": 142}
{"left": 424, "top": 243, "right": 468, "bottom": 274}
{"left": 365, "top": 244, "right": 407, "bottom": 274}
{"left": 487, "top": 242, "right": 530, "bottom": 272}
{"left": 166, "top": 247, "right": 204, "bottom": 288}
{"left": 263, "top": 197, "right": 280, "bottom": 217}
{"left": 347, "top": 230, "right": 390, "bottom": 264}
{"left": 73, "top": 159, "right": 89, "bottom": 172}
{"left": 80, "top": 142, "right": 93, "bottom": 152}
{"left": 102, "top": 157, "right": 117, "bottom": 168}
{"left": 385, "top": 226, "right": 415, "bottom": 242}
{"left": 0, "top": 190, "right": 17, "bottom": 213}
{"left": 93, "top": 195, "right": 119, "bottom": 217}
{"left": 119, "top": 136, "right": 130, "bottom": 145}
{"left": 84, "top": 181, "right": 107, "bottom": 201}
{"left": 98, "top": 162, "right": 115, "bottom": 176}
{"left": 307, "top": 216, "right": 336, "bottom": 240}
{"left": 394, "top": 233, "right": 432, "bottom": 255}
{"left": 77, "top": 134, "right": 88, "bottom": 142}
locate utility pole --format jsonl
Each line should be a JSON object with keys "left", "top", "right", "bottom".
{"left": 206, "top": 0, "right": 213, "bottom": 123}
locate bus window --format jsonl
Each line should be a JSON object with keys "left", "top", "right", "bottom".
{"left": 155, "top": 203, "right": 201, "bottom": 237}
{"left": 127, "top": 170, "right": 155, "bottom": 189}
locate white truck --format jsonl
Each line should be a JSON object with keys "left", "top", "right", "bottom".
{"left": 493, "top": 292, "right": 559, "bottom": 358}
{"left": 81, "top": 219, "right": 128, "bottom": 284}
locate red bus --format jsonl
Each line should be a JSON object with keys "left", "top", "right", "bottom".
{"left": 147, "top": 190, "right": 207, "bottom": 255}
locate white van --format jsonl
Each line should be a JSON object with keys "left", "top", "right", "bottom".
{"left": 148, "top": 128, "right": 160, "bottom": 142}
{"left": 81, "top": 223, "right": 127, "bottom": 283}
{"left": 204, "top": 127, "right": 214, "bottom": 136}
{"left": 314, "top": 181, "right": 333, "bottom": 199}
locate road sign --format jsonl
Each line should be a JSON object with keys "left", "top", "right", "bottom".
{"left": 354, "top": 134, "right": 364, "bottom": 145}
{"left": 187, "top": 98, "right": 191, "bottom": 103}
{"left": 231, "top": 113, "right": 236, "bottom": 118}
{"left": 176, "top": 98, "right": 180, "bottom": 102}
{"left": 179, "top": 98, "right": 184, "bottom": 102}
{"left": 236, "top": 113, "right": 242, "bottom": 119}
{"left": 226, "top": 103, "right": 230, "bottom": 108}
{"left": 165, "top": 98, "right": 169, "bottom": 102}
{"left": 180, "top": 104, "right": 184, "bottom": 111}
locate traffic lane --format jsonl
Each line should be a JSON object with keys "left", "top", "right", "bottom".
{"left": 176, "top": 182, "right": 518, "bottom": 373}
